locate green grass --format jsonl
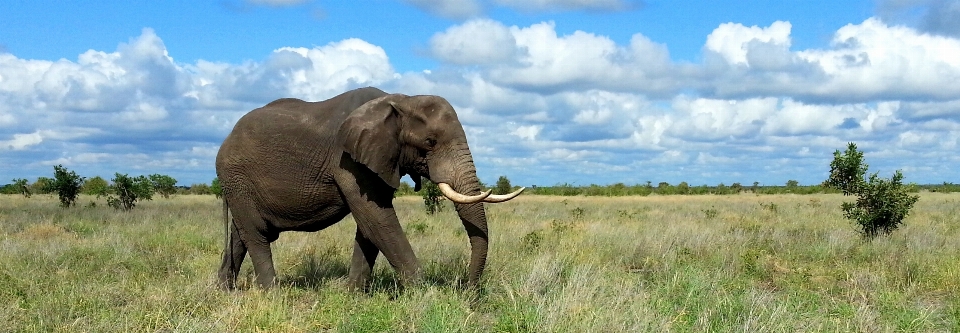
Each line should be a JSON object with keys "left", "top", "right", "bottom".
{"left": 1, "top": 193, "right": 958, "bottom": 332}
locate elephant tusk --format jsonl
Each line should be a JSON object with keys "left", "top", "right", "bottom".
{"left": 483, "top": 187, "right": 525, "bottom": 203}
{"left": 437, "top": 183, "right": 491, "bottom": 204}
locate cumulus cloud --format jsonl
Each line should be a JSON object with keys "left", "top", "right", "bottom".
{"left": 4, "top": 17, "right": 960, "bottom": 187}
{"left": 0, "top": 29, "right": 396, "bottom": 183}
{"left": 428, "top": 20, "right": 677, "bottom": 95}
{"left": 429, "top": 19, "right": 520, "bottom": 65}
{"left": 416, "top": 17, "right": 960, "bottom": 184}
{"left": 0, "top": 131, "right": 44, "bottom": 150}
{"left": 877, "top": 0, "right": 960, "bottom": 37}
{"left": 705, "top": 21, "right": 793, "bottom": 66}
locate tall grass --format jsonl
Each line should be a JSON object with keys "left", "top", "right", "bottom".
{"left": 1, "top": 193, "right": 958, "bottom": 332}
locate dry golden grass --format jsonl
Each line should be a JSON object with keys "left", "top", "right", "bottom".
{"left": 0, "top": 193, "right": 958, "bottom": 332}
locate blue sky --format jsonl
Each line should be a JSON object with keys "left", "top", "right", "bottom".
{"left": 2, "top": 0, "right": 959, "bottom": 187}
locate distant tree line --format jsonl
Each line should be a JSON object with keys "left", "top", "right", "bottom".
{"left": 1, "top": 165, "right": 223, "bottom": 210}
{"left": 4, "top": 171, "right": 958, "bottom": 200}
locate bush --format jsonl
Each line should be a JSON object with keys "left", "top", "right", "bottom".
{"left": 148, "top": 174, "right": 177, "bottom": 198}
{"left": 394, "top": 181, "right": 415, "bottom": 197}
{"left": 106, "top": 173, "right": 154, "bottom": 210}
{"left": 12, "top": 178, "right": 31, "bottom": 197}
{"left": 211, "top": 177, "right": 222, "bottom": 199}
{"left": 495, "top": 176, "right": 512, "bottom": 195}
{"left": 825, "top": 143, "right": 919, "bottom": 239}
{"left": 187, "top": 183, "right": 212, "bottom": 195}
{"left": 31, "top": 177, "right": 54, "bottom": 194}
{"left": 51, "top": 165, "right": 84, "bottom": 207}
{"left": 730, "top": 182, "right": 743, "bottom": 193}
{"left": 82, "top": 176, "right": 109, "bottom": 197}
{"left": 420, "top": 178, "right": 444, "bottom": 215}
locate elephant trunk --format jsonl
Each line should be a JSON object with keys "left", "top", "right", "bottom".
{"left": 432, "top": 143, "right": 489, "bottom": 286}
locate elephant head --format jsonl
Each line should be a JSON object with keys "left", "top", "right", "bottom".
{"left": 337, "top": 93, "right": 523, "bottom": 285}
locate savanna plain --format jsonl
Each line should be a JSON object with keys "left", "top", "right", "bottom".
{"left": 1, "top": 193, "right": 958, "bottom": 332}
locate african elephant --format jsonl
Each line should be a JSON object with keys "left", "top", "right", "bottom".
{"left": 215, "top": 87, "right": 523, "bottom": 290}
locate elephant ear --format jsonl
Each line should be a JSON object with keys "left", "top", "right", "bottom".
{"left": 338, "top": 95, "right": 403, "bottom": 188}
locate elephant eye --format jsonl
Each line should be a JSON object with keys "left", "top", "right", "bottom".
{"left": 425, "top": 138, "right": 437, "bottom": 148}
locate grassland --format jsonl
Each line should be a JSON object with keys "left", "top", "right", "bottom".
{"left": 1, "top": 193, "right": 958, "bottom": 332}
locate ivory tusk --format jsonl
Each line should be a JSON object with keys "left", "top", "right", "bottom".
{"left": 437, "top": 183, "right": 491, "bottom": 204}
{"left": 483, "top": 187, "right": 525, "bottom": 203}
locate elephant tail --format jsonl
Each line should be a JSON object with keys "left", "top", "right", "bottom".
{"left": 222, "top": 197, "right": 231, "bottom": 254}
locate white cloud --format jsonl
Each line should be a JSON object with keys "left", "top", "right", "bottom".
{"left": 4, "top": 18, "right": 960, "bottom": 186}
{"left": 274, "top": 39, "right": 396, "bottom": 100}
{"left": 512, "top": 125, "right": 542, "bottom": 140}
{"left": 430, "top": 19, "right": 519, "bottom": 65}
{"left": 705, "top": 21, "right": 792, "bottom": 66}
{"left": 0, "top": 29, "right": 398, "bottom": 183}
{"left": 797, "top": 18, "right": 960, "bottom": 100}
{"left": 668, "top": 97, "right": 775, "bottom": 140}
{"left": 0, "top": 131, "right": 43, "bottom": 150}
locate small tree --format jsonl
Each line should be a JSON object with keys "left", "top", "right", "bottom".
{"left": 394, "top": 181, "right": 415, "bottom": 197}
{"left": 31, "top": 177, "right": 54, "bottom": 194}
{"left": 677, "top": 181, "right": 690, "bottom": 195}
{"left": 149, "top": 174, "right": 177, "bottom": 199}
{"left": 107, "top": 173, "right": 154, "bottom": 210}
{"left": 420, "top": 178, "right": 444, "bottom": 215}
{"left": 825, "top": 143, "right": 919, "bottom": 239}
{"left": 495, "top": 176, "right": 512, "bottom": 195}
{"left": 51, "top": 165, "right": 84, "bottom": 207}
{"left": 730, "top": 182, "right": 743, "bottom": 193}
{"left": 188, "top": 183, "right": 212, "bottom": 195}
{"left": 12, "top": 178, "right": 31, "bottom": 197}
{"left": 715, "top": 182, "right": 728, "bottom": 195}
{"left": 211, "top": 177, "right": 222, "bottom": 199}
{"left": 82, "top": 176, "right": 109, "bottom": 198}
{"left": 786, "top": 180, "right": 799, "bottom": 192}
{"left": 657, "top": 182, "right": 673, "bottom": 195}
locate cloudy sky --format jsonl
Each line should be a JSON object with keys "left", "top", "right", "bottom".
{"left": 2, "top": 0, "right": 959, "bottom": 187}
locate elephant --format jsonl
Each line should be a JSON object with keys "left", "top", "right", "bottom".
{"left": 215, "top": 87, "right": 523, "bottom": 290}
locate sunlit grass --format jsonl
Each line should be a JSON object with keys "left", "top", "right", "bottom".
{"left": 1, "top": 193, "right": 958, "bottom": 332}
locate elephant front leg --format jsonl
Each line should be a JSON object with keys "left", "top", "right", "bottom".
{"left": 348, "top": 228, "right": 380, "bottom": 290}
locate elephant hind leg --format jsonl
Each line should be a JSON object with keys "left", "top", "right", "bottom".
{"left": 218, "top": 220, "right": 247, "bottom": 290}
{"left": 227, "top": 199, "right": 278, "bottom": 289}
{"left": 348, "top": 228, "right": 380, "bottom": 290}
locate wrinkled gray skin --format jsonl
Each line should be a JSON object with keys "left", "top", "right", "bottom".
{"left": 216, "top": 87, "right": 492, "bottom": 290}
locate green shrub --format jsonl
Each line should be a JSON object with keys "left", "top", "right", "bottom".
{"left": 393, "top": 181, "right": 415, "bottom": 197}
{"left": 29, "top": 177, "right": 54, "bottom": 194}
{"left": 51, "top": 165, "right": 84, "bottom": 207}
{"left": 825, "top": 143, "right": 919, "bottom": 239}
{"left": 12, "top": 178, "right": 31, "bottom": 197}
{"left": 187, "top": 183, "right": 212, "bottom": 195}
{"left": 106, "top": 173, "right": 154, "bottom": 210}
{"left": 82, "top": 176, "right": 109, "bottom": 197}
{"left": 211, "top": 177, "right": 222, "bottom": 199}
{"left": 148, "top": 174, "right": 177, "bottom": 198}
{"left": 495, "top": 175, "right": 512, "bottom": 195}
{"left": 420, "top": 178, "right": 443, "bottom": 215}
